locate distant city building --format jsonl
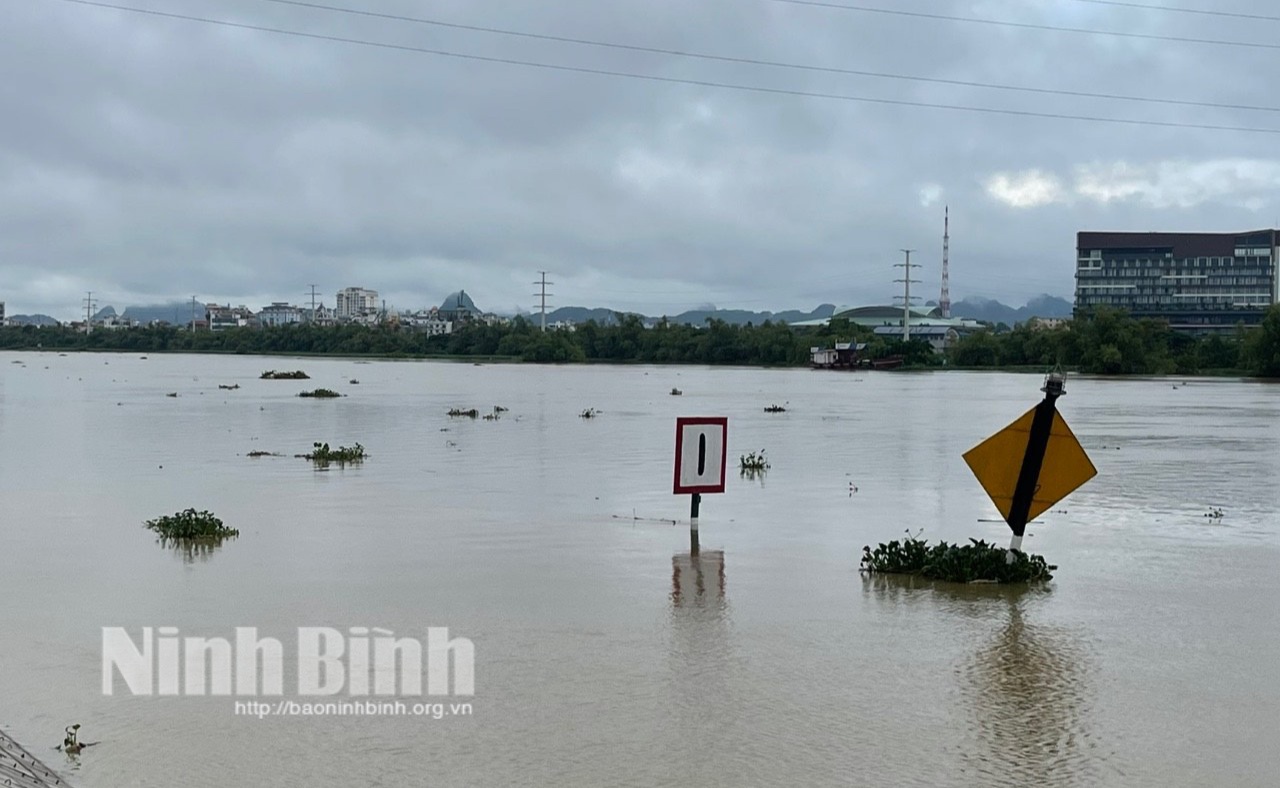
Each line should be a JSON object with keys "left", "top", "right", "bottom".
{"left": 438, "top": 290, "right": 479, "bottom": 323}
{"left": 206, "top": 303, "right": 256, "bottom": 331}
{"left": 0, "top": 301, "right": 5, "bottom": 325}
{"left": 402, "top": 308, "right": 453, "bottom": 335}
{"left": 873, "top": 325, "right": 961, "bottom": 352}
{"left": 336, "top": 287, "right": 379, "bottom": 320}
{"left": 259, "top": 302, "right": 305, "bottom": 327}
{"left": 1027, "top": 317, "right": 1066, "bottom": 331}
{"left": 1076, "top": 230, "right": 1279, "bottom": 331}
{"left": 304, "top": 303, "right": 336, "bottom": 326}
{"left": 96, "top": 314, "right": 138, "bottom": 331}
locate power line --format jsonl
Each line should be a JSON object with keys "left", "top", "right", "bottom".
{"left": 51, "top": 0, "right": 1280, "bottom": 135}
{"left": 762, "top": 0, "right": 1280, "bottom": 51}
{"left": 1068, "top": 0, "right": 1280, "bottom": 23}
{"left": 248, "top": 0, "right": 1280, "bottom": 115}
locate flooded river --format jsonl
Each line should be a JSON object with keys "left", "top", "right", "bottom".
{"left": 1, "top": 352, "right": 1277, "bottom": 786}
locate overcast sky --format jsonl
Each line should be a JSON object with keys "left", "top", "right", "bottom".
{"left": 5, "top": 0, "right": 1280, "bottom": 319}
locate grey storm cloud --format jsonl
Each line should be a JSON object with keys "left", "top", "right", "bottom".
{"left": 4, "top": 0, "right": 1280, "bottom": 319}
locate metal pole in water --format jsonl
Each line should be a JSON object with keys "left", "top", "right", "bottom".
{"left": 690, "top": 493, "right": 701, "bottom": 555}
{"left": 1006, "top": 371, "right": 1066, "bottom": 559}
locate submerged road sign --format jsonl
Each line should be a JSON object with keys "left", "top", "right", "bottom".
{"left": 673, "top": 417, "right": 728, "bottom": 495}
{"left": 963, "top": 373, "right": 1096, "bottom": 551}
{"left": 674, "top": 417, "right": 728, "bottom": 555}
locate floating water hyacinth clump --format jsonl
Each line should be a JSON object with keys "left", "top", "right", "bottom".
{"left": 261, "top": 370, "right": 309, "bottom": 379}
{"left": 144, "top": 508, "right": 239, "bottom": 540}
{"left": 860, "top": 535, "right": 1055, "bottom": 584}
{"left": 739, "top": 450, "right": 769, "bottom": 472}
{"left": 300, "top": 442, "right": 367, "bottom": 465}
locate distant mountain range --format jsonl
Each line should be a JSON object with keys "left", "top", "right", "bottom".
{"left": 541, "top": 295, "right": 1071, "bottom": 327}
{"left": 6, "top": 295, "right": 1073, "bottom": 329}
{"left": 6, "top": 314, "right": 60, "bottom": 326}
{"left": 542, "top": 304, "right": 839, "bottom": 326}
{"left": 948, "top": 295, "right": 1073, "bottom": 325}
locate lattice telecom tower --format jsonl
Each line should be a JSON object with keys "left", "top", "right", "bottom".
{"left": 940, "top": 206, "right": 951, "bottom": 319}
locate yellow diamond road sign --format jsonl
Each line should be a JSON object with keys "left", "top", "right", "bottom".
{"left": 963, "top": 407, "right": 1097, "bottom": 524}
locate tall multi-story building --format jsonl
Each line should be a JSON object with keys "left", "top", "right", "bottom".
{"left": 1076, "top": 230, "right": 1279, "bottom": 331}
{"left": 0, "top": 301, "right": 5, "bottom": 325}
{"left": 335, "top": 287, "right": 379, "bottom": 320}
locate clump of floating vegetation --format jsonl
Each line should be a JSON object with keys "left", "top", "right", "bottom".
{"left": 580, "top": 408, "right": 600, "bottom": 419}
{"left": 448, "top": 407, "right": 479, "bottom": 418}
{"left": 763, "top": 404, "right": 787, "bottom": 413}
{"left": 299, "top": 442, "right": 367, "bottom": 465}
{"left": 860, "top": 535, "right": 1055, "bottom": 584}
{"left": 670, "top": 388, "right": 682, "bottom": 396}
{"left": 298, "top": 388, "right": 343, "bottom": 398}
{"left": 145, "top": 508, "right": 239, "bottom": 540}
{"left": 494, "top": 405, "right": 509, "bottom": 412}
{"left": 349, "top": 379, "right": 360, "bottom": 384}
{"left": 261, "top": 370, "right": 309, "bottom": 380}
{"left": 246, "top": 450, "right": 281, "bottom": 458}
{"left": 739, "top": 450, "right": 770, "bottom": 472}
{"left": 218, "top": 384, "right": 240, "bottom": 390}
{"left": 165, "top": 392, "right": 178, "bottom": 397}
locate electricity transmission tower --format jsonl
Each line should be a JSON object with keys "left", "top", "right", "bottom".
{"left": 893, "top": 250, "right": 921, "bottom": 344}
{"left": 533, "top": 271, "right": 554, "bottom": 332}
{"left": 83, "top": 291, "right": 97, "bottom": 334}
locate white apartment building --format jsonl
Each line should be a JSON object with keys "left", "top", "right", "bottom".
{"left": 336, "top": 287, "right": 379, "bottom": 320}
{"left": 259, "top": 302, "right": 305, "bottom": 327}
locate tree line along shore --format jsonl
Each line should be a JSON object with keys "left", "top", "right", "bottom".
{"left": 3, "top": 305, "right": 1279, "bottom": 377}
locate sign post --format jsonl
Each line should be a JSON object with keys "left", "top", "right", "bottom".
{"left": 963, "top": 372, "right": 1097, "bottom": 560}
{"left": 674, "top": 417, "right": 728, "bottom": 555}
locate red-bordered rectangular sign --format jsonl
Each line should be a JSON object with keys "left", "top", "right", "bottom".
{"left": 673, "top": 416, "right": 729, "bottom": 495}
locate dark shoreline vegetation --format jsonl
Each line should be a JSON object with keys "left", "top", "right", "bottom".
{"left": 4, "top": 305, "right": 1280, "bottom": 376}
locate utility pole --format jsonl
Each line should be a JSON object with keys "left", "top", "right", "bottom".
{"left": 894, "top": 250, "right": 921, "bottom": 344}
{"left": 940, "top": 206, "right": 951, "bottom": 319}
{"left": 83, "top": 291, "right": 96, "bottom": 335}
{"left": 307, "top": 284, "right": 319, "bottom": 322}
{"left": 533, "top": 271, "right": 554, "bottom": 332}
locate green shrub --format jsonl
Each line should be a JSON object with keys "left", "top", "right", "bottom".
{"left": 298, "top": 388, "right": 342, "bottom": 398}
